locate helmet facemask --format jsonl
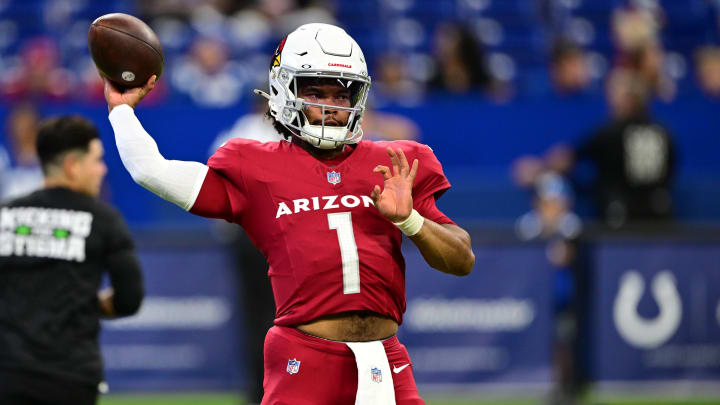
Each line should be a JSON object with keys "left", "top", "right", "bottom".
{"left": 272, "top": 68, "right": 371, "bottom": 149}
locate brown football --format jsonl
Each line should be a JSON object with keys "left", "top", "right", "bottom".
{"left": 88, "top": 13, "right": 163, "bottom": 88}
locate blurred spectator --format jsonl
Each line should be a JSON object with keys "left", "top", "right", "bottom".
{"left": 138, "top": 0, "right": 248, "bottom": 19}
{"left": 171, "top": 37, "right": 247, "bottom": 107}
{"left": 226, "top": 0, "right": 337, "bottom": 41}
{"left": 511, "top": 154, "right": 546, "bottom": 190}
{"left": 0, "top": 104, "right": 44, "bottom": 201}
{"left": 0, "top": 37, "right": 75, "bottom": 102}
{"left": 695, "top": 45, "right": 720, "bottom": 98}
{"left": 429, "top": 23, "right": 493, "bottom": 94}
{"left": 612, "top": 4, "right": 661, "bottom": 53}
{"left": 228, "top": 7, "right": 273, "bottom": 51}
{"left": 256, "top": 0, "right": 297, "bottom": 20}
{"left": 514, "top": 172, "right": 581, "bottom": 405}
{"left": 549, "top": 40, "right": 591, "bottom": 96}
{"left": 372, "top": 52, "right": 425, "bottom": 107}
{"left": 515, "top": 172, "right": 582, "bottom": 242}
{"left": 611, "top": 5, "right": 676, "bottom": 101}
{"left": 550, "top": 69, "right": 676, "bottom": 228}
{"left": 272, "top": 0, "right": 337, "bottom": 35}
{"left": 361, "top": 106, "right": 420, "bottom": 141}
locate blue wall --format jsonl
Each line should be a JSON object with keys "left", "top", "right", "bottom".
{"left": 1, "top": 92, "right": 718, "bottom": 224}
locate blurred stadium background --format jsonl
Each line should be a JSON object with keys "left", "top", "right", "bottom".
{"left": 1, "top": 0, "right": 720, "bottom": 404}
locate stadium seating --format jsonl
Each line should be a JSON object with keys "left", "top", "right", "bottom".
{"left": 1, "top": 0, "right": 717, "bottom": 100}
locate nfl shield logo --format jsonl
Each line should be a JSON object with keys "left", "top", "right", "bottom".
{"left": 370, "top": 367, "right": 382, "bottom": 383}
{"left": 327, "top": 171, "right": 341, "bottom": 185}
{"left": 286, "top": 359, "right": 301, "bottom": 375}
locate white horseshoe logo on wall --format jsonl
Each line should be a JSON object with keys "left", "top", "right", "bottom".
{"left": 613, "top": 270, "right": 682, "bottom": 349}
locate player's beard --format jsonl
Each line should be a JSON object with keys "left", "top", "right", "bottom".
{"left": 310, "top": 117, "right": 345, "bottom": 126}
{"left": 307, "top": 109, "right": 348, "bottom": 127}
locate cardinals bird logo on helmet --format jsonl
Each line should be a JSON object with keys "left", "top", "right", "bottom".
{"left": 271, "top": 36, "right": 287, "bottom": 68}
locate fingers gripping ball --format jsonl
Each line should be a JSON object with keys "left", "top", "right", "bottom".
{"left": 88, "top": 13, "right": 164, "bottom": 89}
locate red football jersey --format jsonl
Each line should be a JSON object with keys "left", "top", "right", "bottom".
{"left": 191, "top": 139, "right": 453, "bottom": 326}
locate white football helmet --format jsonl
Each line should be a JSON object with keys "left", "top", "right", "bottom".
{"left": 260, "top": 23, "right": 371, "bottom": 149}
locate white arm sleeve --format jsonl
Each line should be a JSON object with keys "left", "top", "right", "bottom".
{"left": 108, "top": 104, "right": 209, "bottom": 211}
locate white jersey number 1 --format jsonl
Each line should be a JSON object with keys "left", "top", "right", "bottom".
{"left": 327, "top": 212, "right": 360, "bottom": 294}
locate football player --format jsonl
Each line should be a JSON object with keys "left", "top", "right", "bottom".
{"left": 105, "top": 23, "right": 475, "bottom": 405}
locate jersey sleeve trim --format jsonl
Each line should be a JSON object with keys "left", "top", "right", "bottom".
{"left": 414, "top": 193, "right": 455, "bottom": 226}
{"left": 184, "top": 164, "right": 209, "bottom": 211}
{"left": 189, "top": 168, "right": 226, "bottom": 220}
{"left": 418, "top": 182, "right": 451, "bottom": 202}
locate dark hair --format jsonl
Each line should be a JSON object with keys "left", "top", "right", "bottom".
{"left": 265, "top": 109, "right": 294, "bottom": 140}
{"left": 36, "top": 116, "right": 100, "bottom": 174}
{"left": 550, "top": 39, "right": 584, "bottom": 66}
{"left": 455, "top": 25, "right": 491, "bottom": 88}
{"left": 263, "top": 76, "right": 323, "bottom": 141}
{"left": 429, "top": 23, "right": 492, "bottom": 91}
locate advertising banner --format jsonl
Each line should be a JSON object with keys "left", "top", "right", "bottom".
{"left": 588, "top": 242, "right": 720, "bottom": 382}
{"left": 401, "top": 243, "right": 553, "bottom": 389}
{"left": 100, "top": 244, "right": 243, "bottom": 391}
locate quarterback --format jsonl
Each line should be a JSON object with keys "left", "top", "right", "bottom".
{"left": 105, "top": 23, "right": 475, "bottom": 405}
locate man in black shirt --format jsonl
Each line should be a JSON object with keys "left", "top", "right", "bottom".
{"left": 546, "top": 68, "right": 676, "bottom": 228}
{"left": 0, "top": 116, "right": 144, "bottom": 405}
{"left": 576, "top": 68, "right": 675, "bottom": 227}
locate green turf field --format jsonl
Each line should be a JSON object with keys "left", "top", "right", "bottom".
{"left": 98, "top": 395, "right": 531, "bottom": 405}
{"left": 99, "top": 394, "right": 234, "bottom": 405}
{"left": 97, "top": 393, "right": 720, "bottom": 405}
{"left": 98, "top": 394, "right": 491, "bottom": 405}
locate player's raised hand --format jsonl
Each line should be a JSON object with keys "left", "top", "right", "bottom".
{"left": 104, "top": 75, "right": 156, "bottom": 112}
{"left": 371, "top": 147, "right": 419, "bottom": 222}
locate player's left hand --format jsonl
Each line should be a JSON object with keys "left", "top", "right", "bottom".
{"left": 371, "top": 147, "right": 419, "bottom": 222}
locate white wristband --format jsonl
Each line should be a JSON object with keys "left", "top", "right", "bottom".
{"left": 393, "top": 209, "right": 425, "bottom": 236}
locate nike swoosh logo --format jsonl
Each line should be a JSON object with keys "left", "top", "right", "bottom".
{"left": 393, "top": 364, "right": 410, "bottom": 374}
